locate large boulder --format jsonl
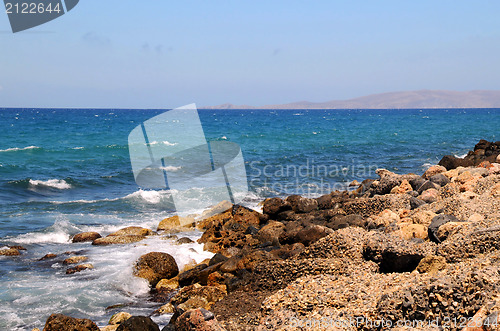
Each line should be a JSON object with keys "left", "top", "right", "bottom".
{"left": 72, "top": 232, "right": 101, "bottom": 243}
{"left": 92, "top": 235, "right": 145, "bottom": 245}
{"left": 115, "top": 316, "right": 159, "bottom": 331}
{"left": 108, "top": 226, "right": 153, "bottom": 237}
{"left": 157, "top": 216, "right": 195, "bottom": 232}
{"left": 42, "top": 313, "right": 99, "bottom": 331}
{"left": 133, "top": 252, "right": 179, "bottom": 287}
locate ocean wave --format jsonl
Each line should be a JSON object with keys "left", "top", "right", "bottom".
{"left": 29, "top": 179, "right": 72, "bottom": 190}
{"left": 124, "top": 189, "right": 165, "bottom": 204}
{"left": 149, "top": 141, "right": 177, "bottom": 146}
{"left": 0, "top": 146, "right": 40, "bottom": 152}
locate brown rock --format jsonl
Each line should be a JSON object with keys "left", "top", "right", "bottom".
{"left": 285, "top": 195, "right": 318, "bottom": 213}
{"left": 420, "top": 188, "right": 439, "bottom": 203}
{"left": 436, "top": 221, "right": 468, "bottom": 242}
{"left": 39, "top": 253, "right": 57, "bottom": 261}
{"left": 154, "top": 303, "right": 175, "bottom": 315}
{"left": 390, "top": 179, "right": 413, "bottom": 194}
{"left": 71, "top": 232, "right": 101, "bottom": 243}
{"left": 416, "top": 255, "right": 447, "bottom": 274}
{"left": 262, "top": 197, "right": 291, "bottom": 216}
{"left": 175, "top": 309, "right": 225, "bottom": 331}
{"left": 155, "top": 277, "right": 179, "bottom": 292}
{"left": 63, "top": 256, "right": 88, "bottom": 265}
{"left": 157, "top": 215, "right": 195, "bottom": 232}
{"left": 92, "top": 235, "right": 145, "bottom": 246}
{"left": 200, "top": 200, "right": 233, "bottom": 220}
{"left": 109, "top": 312, "right": 132, "bottom": 325}
{"left": 115, "top": 316, "right": 159, "bottom": 331}
{"left": 0, "top": 247, "right": 20, "bottom": 256}
{"left": 133, "top": 252, "right": 179, "bottom": 287}
{"left": 42, "top": 313, "right": 99, "bottom": 331}
{"left": 423, "top": 165, "right": 447, "bottom": 179}
{"left": 255, "top": 221, "right": 285, "bottom": 244}
{"left": 66, "top": 263, "right": 94, "bottom": 274}
{"left": 398, "top": 223, "right": 428, "bottom": 241}
{"left": 108, "top": 226, "right": 153, "bottom": 237}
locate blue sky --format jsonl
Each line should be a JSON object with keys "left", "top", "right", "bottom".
{"left": 1, "top": 1, "right": 500, "bottom": 108}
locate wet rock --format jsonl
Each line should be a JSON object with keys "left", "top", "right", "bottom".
{"left": 63, "top": 256, "right": 88, "bottom": 265}
{"left": 200, "top": 200, "right": 233, "bottom": 220}
{"left": 39, "top": 253, "right": 57, "bottom": 261}
{"left": 109, "top": 312, "right": 132, "bottom": 325}
{"left": 72, "top": 232, "right": 101, "bottom": 243}
{"left": 133, "top": 252, "right": 179, "bottom": 287}
{"left": 416, "top": 255, "right": 447, "bottom": 274}
{"left": 428, "top": 214, "right": 460, "bottom": 243}
{"left": 178, "top": 263, "right": 209, "bottom": 287}
{"left": 115, "top": 316, "right": 160, "bottom": 331}
{"left": 42, "top": 313, "right": 99, "bottom": 331}
{"left": 110, "top": 226, "right": 154, "bottom": 237}
{"left": 66, "top": 263, "right": 94, "bottom": 274}
{"left": 155, "top": 277, "right": 179, "bottom": 292}
{"left": 92, "top": 235, "right": 145, "bottom": 245}
{"left": 0, "top": 247, "right": 20, "bottom": 256}
{"left": 154, "top": 303, "right": 175, "bottom": 315}
{"left": 176, "top": 237, "right": 194, "bottom": 245}
{"left": 174, "top": 308, "right": 225, "bottom": 331}
{"left": 158, "top": 216, "right": 195, "bottom": 232}
{"left": 209, "top": 253, "right": 228, "bottom": 266}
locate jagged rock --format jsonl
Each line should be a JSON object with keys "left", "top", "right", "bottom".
{"left": 72, "top": 232, "right": 101, "bottom": 243}
{"left": 109, "top": 312, "right": 132, "bottom": 325}
{"left": 42, "top": 313, "right": 99, "bottom": 331}
{"left": 115, "top": 316, "right": 159, "bottom": 331}
{"left": 262, "top": 197, "right": 291, "bottom": 217}
{"left": 423, "top": 165, "right": 447, "bottom": 179}
{"left": 285, "top": 195, "right": 318, "bottom": 213}
{"left": 157, "top": 216, "right": 195, "bottom": 232}
{"left": 255, "top": 221, "right": 285, "bottom": 244}
{"left": 133, "top": 252, "right": 179, "bottom": 287}
{"left": 156, "top": 277, "right": 179, "bottom": 292}
{"left": 428, "top": 214, "right": 461, "bottom": 243}
{"left": 174, "top": 309, "right": 225, "bottom": 331}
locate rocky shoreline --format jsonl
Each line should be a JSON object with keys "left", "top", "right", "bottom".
{"left": 4, "top": 140, "right": 500, "bottom": 331}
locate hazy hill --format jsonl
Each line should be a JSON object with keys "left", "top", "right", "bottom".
{"left": 202, "top": 90, "right": 500, "bottom": 109}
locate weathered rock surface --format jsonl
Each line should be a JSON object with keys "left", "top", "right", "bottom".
{"left": 115, "top": 316, "right": 159, "bottom": 331}
{"left": 42, "top": 313, "right": 99, "bottom": 331}
{"left": 133, "top": 252, "right": 179, "bottom": 287}
{"left": 72, "top": 232, "right": 101, "bottom": 243}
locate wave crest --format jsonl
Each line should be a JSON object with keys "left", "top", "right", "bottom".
{"left": 0, "top": 146, "right": 40, "bottom": 152}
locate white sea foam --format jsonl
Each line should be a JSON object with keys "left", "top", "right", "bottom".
{"left": 29, "top": 179, "right": 72, "bottom": 190}
{"left": 72, "top": 147, "right": 84, "bottom": 150}
{"left": 149, "top": 141, "right": 178, "bottom": 146}
{"left": 0, "top": 146, "right": 40, "bottom": 152}
{"left": 124, "top": 189, "right": 164, "bottom": 204}
{"left": 454, "top": 153, "right": 468, "bottom": 158}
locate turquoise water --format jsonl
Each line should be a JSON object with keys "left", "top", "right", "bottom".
{"left": 0, "top": 108, "right": 498, "bottom": 329}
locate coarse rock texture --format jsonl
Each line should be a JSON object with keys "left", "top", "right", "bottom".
{"left": 115, "top": 316, "right": 160, "bottom": 331}
{"left": 71, "top": 232, "right": 102, "bottom": 243}
{"left": 37, "top": 140, "right": 500, "bottom": 331}
{"left": 42, "top": 313, "right": 100, "bottom": 330}
{"left": 133, "top": 252, "right": 179, "bottom": 287}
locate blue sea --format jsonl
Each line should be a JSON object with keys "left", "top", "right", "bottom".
{"left": 0, "top": 108, "right": 498, "bottom": 329}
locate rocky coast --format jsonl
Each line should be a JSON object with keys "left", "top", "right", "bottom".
{"left": 9, "top": 140, "right": 500, "bottom": 331}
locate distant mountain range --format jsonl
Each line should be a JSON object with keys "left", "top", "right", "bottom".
{"left": 202, "top": 90, "right": 500, "bottom": 109}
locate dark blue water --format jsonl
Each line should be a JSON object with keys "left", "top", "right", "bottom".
{"left": 0, "top": 108, "right": 498, "bottom": 329}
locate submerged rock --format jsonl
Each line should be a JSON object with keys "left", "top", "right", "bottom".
{"left": 66, "top": 263, "right": 94, "bottom": 274}
{"left": 0, "top": 247, "right": 20, "bottom": 256}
